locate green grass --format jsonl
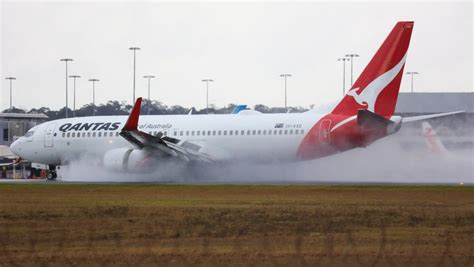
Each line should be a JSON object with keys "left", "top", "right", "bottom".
{"left": 0, "top": 184, "right": 473, "bottom": 266}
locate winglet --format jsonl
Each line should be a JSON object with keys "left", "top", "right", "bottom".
{"left": 123, "top": 97, "right": 142, "bottom": 131}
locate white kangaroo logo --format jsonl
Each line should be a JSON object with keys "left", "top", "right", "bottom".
{"left": 347, "top": 53, "right": 407, "bottom": 112}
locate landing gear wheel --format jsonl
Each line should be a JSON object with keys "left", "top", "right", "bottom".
{"left": 47, "top": 171, "right": 57, "bottom": 181}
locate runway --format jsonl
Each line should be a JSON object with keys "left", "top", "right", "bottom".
{"left": 0, "top": 178, "right": 471, "bottom": 186}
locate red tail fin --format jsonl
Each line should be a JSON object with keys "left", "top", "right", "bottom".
{"left": 332, "top": 21, "right": 414, "bottom": 118}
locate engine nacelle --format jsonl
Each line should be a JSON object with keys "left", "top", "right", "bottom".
{"left": 103, "top": 148, "right": 156, "bottom": 172}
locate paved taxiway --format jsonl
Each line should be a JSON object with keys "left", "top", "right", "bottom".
{"left": 0, "top": 178, "right": 471, "bottom": 186}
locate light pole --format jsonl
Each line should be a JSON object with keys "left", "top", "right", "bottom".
{"left": 202, "top": 79, "right": 214, "bottom": 113}
{"left": 406, "top": 71, "right": 419, "bottom": 93}
{"left": 345, "top": 54, "right": 359, "bottom": 86}
{"left": 338, "top": 57, "right": 350, "bottom": 96}
{"left": 143, "top": 75, "right": 155, "bottom": 115}
{"left": 60, "top": 58, "right": 73, "bottom": 118}
{"left": 279, "top": 74, "right": 292, "bottom": 109}
{"left": 88, "top": 79, "right": 99, "bottom": 116}
{"left": 5, "top": 77, "right": 16, "bottom": 113}
{"left": 129, "top": 47, "right": 140, "bottom": 104}
{"left": 69, "top": 75, "right": 81, "bottom": 117}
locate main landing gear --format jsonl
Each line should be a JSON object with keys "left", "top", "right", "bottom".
{"left": 47, "top": 165, "right": 58, "bottom": 181}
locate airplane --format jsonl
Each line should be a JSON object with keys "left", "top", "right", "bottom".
{"left": 422, "top": 121, "right": 448, "bottom": 154}
{"left": 10, "top": 21, "right": 463, "bottom": 180}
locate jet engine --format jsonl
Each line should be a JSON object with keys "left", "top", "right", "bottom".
{"left": 103, "top": 148, "right": 157, "bottom": 172}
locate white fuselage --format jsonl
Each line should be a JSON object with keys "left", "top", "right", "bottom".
{"left": 11, "top": 111, "right": 323, "bottom": 166}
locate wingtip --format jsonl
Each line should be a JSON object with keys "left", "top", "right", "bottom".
{"left": 122, "top": 97, "right": 142, "bottom": 131}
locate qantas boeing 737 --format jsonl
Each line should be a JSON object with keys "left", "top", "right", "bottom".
{"left": 10, "top": 21, "right": 462, "bottom": 179}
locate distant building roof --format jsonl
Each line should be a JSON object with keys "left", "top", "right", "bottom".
{"left": 0, "top": 113, "right": 49, "bottom": 120}
{"left": 395, "top": 92, "right": 474, "bottom": 113}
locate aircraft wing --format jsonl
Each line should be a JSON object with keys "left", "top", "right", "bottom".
{"left": 119, "top": 98, "right": 214, "bottom": 163}
{"left": 402, "top": 111, "right": 464, "bottom": 123}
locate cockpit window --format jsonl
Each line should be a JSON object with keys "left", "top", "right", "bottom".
{"left": 24, "top": 131, "right": 34, "bottom": 138}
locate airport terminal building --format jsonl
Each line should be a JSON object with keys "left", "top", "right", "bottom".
{"left": 0, "top": 113, "right": 49, "bottom": 146}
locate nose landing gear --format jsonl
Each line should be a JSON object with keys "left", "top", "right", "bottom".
{"left": 47, "top": 165, "right": 58, "bottom": 181}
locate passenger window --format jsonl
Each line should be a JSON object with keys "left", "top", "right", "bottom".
{"left": 274, "top": 130, "right": 278, "bottom": 135}
{"left": 87, "top": 132, "right": 91, "bottom": 137}
{"left": 202, "top": 131, "right": 206, "bottom": 136}
{"left": 72, "top": 132, "right": 75, "bottom": 137}
{"left": 257, "top": 130, "right": 261, "bottom": 135}
{"left": 98, "top": 132, "right": 101, "bottom": 137}
{"left": 164, "top": 131, "right": 167, "bottom": 136}
{"left": 223, "top": 131, "right": 227, "bottom": 135}
{"left": 289, "top": 129, "right": 293, "bottom": 135}
{"left": 279, "top": 130, "right": 283, "bottom": 135}
{"left": 295, "top": 129, "right": 299, "bottom": 134}
{"left": 284, "top": 130, "right": 288, "bottom": 135}
{"left": 241, "top": 130, "right": 245, "bottom": 135}
{"left": 263, "top": 130, "right": 266, "bottom": 135}
{"left": 247, "top": 130, "right": 251, "bottom": 135}
{"left": 197, "top": 131, "right": 200, "bottom": 136}
{"left": 207, "top": 130, "right": 211, "bottom": 136}
{"left": 186, "top": 131, "right": 189, "bottom": 136}
{"left": 218, "top": 130, "right": 222, "bottom": 136}
{"left": 92, "top": 132, "right": 96, "bottom": 137}
{"left": 82, "top": 132, "right": 86, "bottom": 137}
{"left": 301, "top": 130, "right": 305, "bottom": 134}
{"left": 180, "top": 131, "right": 183, "bottom": 136}
{"left": 234, "top": 130, "right": 238, "bottom": 135}
{"left": 173, "top": 131, "right": 177, "bottom": 136}
{"left": 252, "top": 130, "right": 256, "bottom": 135}
{"left": 116, "top": 132, "right": 119, "bottom": 137}
{"left": 191, "top": 131, "right": 195, "bottom": 136}
{"left": 229, "top": 130, "right": 233, "bottom": 135}
{"left": 212, "top": 130, "right": 216, "bottom": 136}
{"left": 268, "top": 130, "right": 272, "bottom": 135}
{"left": 62, "top": 133, "right": 65, "bottom": 138}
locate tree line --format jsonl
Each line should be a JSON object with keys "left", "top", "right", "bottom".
{"left": 2, "top": 100, "right": 308, "bottom": 121}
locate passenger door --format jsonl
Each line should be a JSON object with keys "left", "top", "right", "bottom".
{"left": 44, "top": 123, "right": 56, "bottom": 147}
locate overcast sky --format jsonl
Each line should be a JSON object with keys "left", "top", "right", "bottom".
{"left": 1, "top": 1, "right": 472, "bottom": 111}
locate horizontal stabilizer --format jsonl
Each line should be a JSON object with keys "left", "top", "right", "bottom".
{"left": 357, "top": 109, "right": 393, "bottom": 129}
{"left": 403, "top": 111, "right": 464, "bottom": 123}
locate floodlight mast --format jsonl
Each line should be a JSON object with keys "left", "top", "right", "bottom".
{"left": 5, "top": 77, "right": 16, "bottom": 113}
{"left": 406, "top": 71, "right": 419, "bottom": 92}
{"left": 338, "top": 57, "right": 350, "bottom": 96}
{"left": 202, "top": 79, "right": 214, "bottom": 113}
{"left": 143, "top": 75, "right": 156, "bottom": 115}
{"left": 345, "top": 54, "right": 360, "bottom": 86}
{"left": 279, "top": 74, "right": 292, "bottom": 109}
{"left": 69, "top": 75, "right": 81, "bottom": 117}
{"left": 129, "top": 47, "right": 141, "bottom": 104}
{"left": 60, "top": 58, "right": 73, "bottom": 118}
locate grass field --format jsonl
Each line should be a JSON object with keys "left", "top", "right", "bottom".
{"left": 0, "top": 184, "right": 473, "bottom": 266}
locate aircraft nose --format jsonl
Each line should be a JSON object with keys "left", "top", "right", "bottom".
{"left": 10, "top": 139, "right": 21, "bottom": 156}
